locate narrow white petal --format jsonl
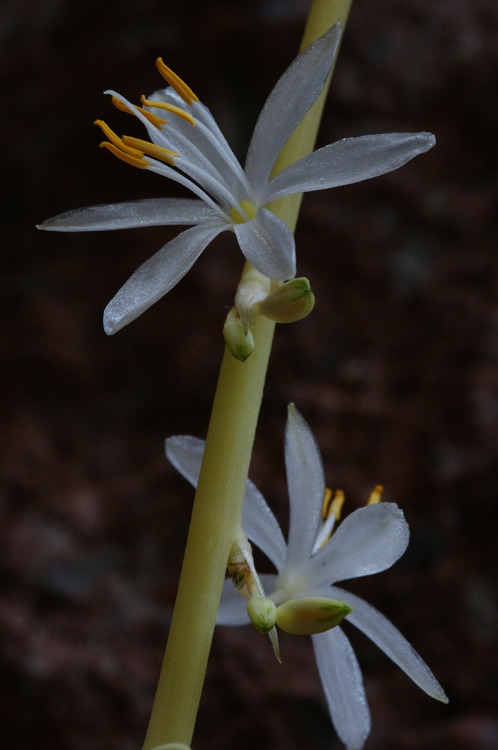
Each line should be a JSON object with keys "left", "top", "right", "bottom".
{"left": 329, "top": 586, "right": 449, "bottom": 703}
{"left": 245, "top": 23, "right": 342, "bottom": 197}
{"left": 166, "top": 436, "right": 287, "bottom": 570}
{"left": 217, "top": 574, "right": 278, "bottom": 626}
{"left": 217, "top": 578, "right": 249, "bottom": 625}
{"left": 263, "top": 132, "right": 436, "bottom": 203}
{"left": 103, "top": 221, "right": 225, "bottom": 334}
{"left": 234, "top": 208, "right": 296, "bottom": 280}
{"left": 283, "top": 404, "right": 325, "bottom": 570}
{"left": 243, "top": 483, "right": 287, "bottom": 571}
{"left": 312, "top": 627, "right": 370, "bottom": 750}
{"left": 37, "top": 199, "right": 218, "bottom": 232}
{"left": 306, "top": 504, "right": 410, "bottom": 587}
{"left": 165, "top": 435, "right": 205, "bottom": 486}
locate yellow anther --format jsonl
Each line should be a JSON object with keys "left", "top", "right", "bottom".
{"left": 111, "top": 97, "right": 166, "bottom": 128}
{"left": 121, "top": 136, "right": 178, "bottom": 166}
{"left": 322, "top": 487, "right": 333, "bottom": 519}
{"left": 141, "top": 96, "right": 196, "bottom": 126}
{"left": 99, "top": 141, "right": 151, "bottom": 169}
{"left": 94, "top": 120, "right": 143, "bottom": 158}
{"left": 367, "top": 485, "right": 384, "bottom": 505}
{"left": 231, "top": 201, "right": 257, "bottom": 225}
{"left": 330, "top": 490, "right": 345, "bottom": 520}
{"left": 155, "top": 58, "right": 199, "bottom": 106}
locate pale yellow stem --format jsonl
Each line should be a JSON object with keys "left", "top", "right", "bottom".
{"left": 142, "top": 2, "right": 353, "bottom": 748}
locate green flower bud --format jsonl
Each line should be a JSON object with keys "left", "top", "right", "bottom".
{"left": 247, "top": 596, "right": 278, "bottom": 634}
{"left": 258, "top": 278, "right": 315, "bottom": 323}
{"left": 223, "top": 307, "right": 254, "bottom": 361}
{"left": 276, "top": 597, "right": 352, "bottom": 635}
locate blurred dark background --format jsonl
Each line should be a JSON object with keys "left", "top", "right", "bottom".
{"left": 1, "top": 0, "right": 498, "bottom": 748}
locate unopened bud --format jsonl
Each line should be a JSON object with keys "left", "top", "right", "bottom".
{"left": 258, "top": 278, "right": 315, "bottom": 323}
{"left": 223, "top": 307, "right": 254, "bottom": 361}
{"left": 247, "top": 596, "right": 278, "bottom": 634}
{"left": 276, "top": 597, "right": 352, "bottom": 635}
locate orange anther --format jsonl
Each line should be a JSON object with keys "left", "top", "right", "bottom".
{"left": 367, "top": 485, "right": 384, "bottom": 505}
{"left": 111, "top": 97, "right": 166, "bottom": 128}
{"left": 122, "top": 136, "right": 178, "bottom": 166}
{"left": 155, "top": 58, "right": 199, "bottom": 106}
{"left": 141, "top": 95, "right": 196, "bottom": 126}
{"left": 94, "top": 120, "right": 143, "bottom": 158}
{"left": 322, "top": 487, "right": 333, "bottom": 519}
{"left": 99, "top": 141, "right": 150, "bottom": 169}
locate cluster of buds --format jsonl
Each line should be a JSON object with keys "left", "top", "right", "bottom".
{"left": 223, "top": 269, "right": 316, "bottom": 361}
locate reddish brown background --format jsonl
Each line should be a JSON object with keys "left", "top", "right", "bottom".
{"left": 2, "top": 0, "right": 498, "bottom": 748}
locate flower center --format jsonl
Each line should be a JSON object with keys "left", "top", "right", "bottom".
{"left": 231, "top": 201, "right": 257, "bottom": 224}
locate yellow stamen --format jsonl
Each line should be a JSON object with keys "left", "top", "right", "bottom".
{"left": 111, "top": 97, "right": 166, "bottom": 128}
{"left": 367, "top": 485, "right": 384, "bottom": 505}
{"left": 330, "top": 490, "right": 345, "bottom": 520}
{"left": 321, "top": 487, "right": 333, "bottom": 519}
{"left": 155, "top": 58, "right": 199, "bottom": 106}
{"left": 231, "top": 201, "right": 257, "bottom": 224}
{"left": 94, "top": 120, "right": 144, "bottom": 158}
{"left": 318, "top": 490, "right": 345, "bottom": 550}
{"left": 99, "top": 141, "right": 151, "bottom": 169}
{"left": 122, "top": 136, "right": 178, "bottom": 166}
{"left": 141, "top": 96, "right": 196, "bottom": 126}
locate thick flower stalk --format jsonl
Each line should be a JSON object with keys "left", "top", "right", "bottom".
{"left": 38, "top": 24, "right": 435, "bottom": 336}
{"left": 166, "top": 404, "right": 448, "bottom": 750}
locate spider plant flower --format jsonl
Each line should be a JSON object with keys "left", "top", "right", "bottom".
{"left": 38, "top": 23, "right": 435, "bottom": 335}
{"left": 166, "top": 405, "right": 448, "bottom": 750}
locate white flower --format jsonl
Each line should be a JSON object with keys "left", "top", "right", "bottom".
{"left": 39, "top": 24, "right": 435, "bottom": 334}
{"left": 166, "top": 405, "right": 448, "bottom": 750}
{"left": 38, "top": 25, "right": 435, "bottom": 335}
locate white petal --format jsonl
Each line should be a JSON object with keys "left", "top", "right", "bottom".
{"left": 37, "top": 198, "right": 218, "bottom": 232}
{"left": 165, "top": 435, "right": 205, "bottom": 486}
{"left": 329, "top": 586, "right": 449, "bottom": 703}
{"left": 312, "top": 627, "right": 370, "bottom": 750}
{"left": 216, "top": 574, "right": 278, "bottom": 626}
{"left": 234, "top": 208, "right": 295, "bottom": 280}
{"left": 245, "top": 23, "right": 342, "bottom": 197}
{"left": 263, "top": 132, "right": 436, "bottom": 203}
{"left": 243, "top": 482, "right": 287, "bottom": 571}
{"left": 166, "top": 436, "right": 287, "bottom": 570}
{"left": 306, "top": 504, "right": 410, "bottom": 587}
{"left": 103, "top": 221, "right": 225, "bottom": 334}
{"left": 282, "top": 404, "right": 325, "bottom": 571}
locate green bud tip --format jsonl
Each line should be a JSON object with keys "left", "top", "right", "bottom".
{"left": 223, "top": 307, "right": 254, "bottom": 362}
{"left": 276, "top": 597, "right": 353, "bottom": 636}
{"left": 258, "top": 277, "right": 315, "bottom": 323}
{"left": 247, "top": 596, "right": 278, "bottom": 634}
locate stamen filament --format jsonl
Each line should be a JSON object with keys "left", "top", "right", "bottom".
{"left": 367, "top": 485, "right": 384, "bottom": 505}
{"left": 122, "top": 136, "right": 178, "bottom": 165}
{"left": 194, "top": 120, "right": 256, "bottom": 201}
{"left": 155, "top": 58, "right": 199, "bottom": 106}
{"left": 112, "top": 97, "right": 166, "bottom": 128}
{"left": 107, "top": 90, "right": 233, "bottom": 196}
{"left": 141, "top": 96, "right": 196, "bottom": 126}
{"left": 99, "top": 141, "right": 150, "bottom": 169}
{"left": 146, "top": 160, "right": 229, "bottom": 220}
{"left": 175, "top": 156, "right": 251, "bottom": 220}
{"left": 94, "top": 120, "right": 144, "bottom": 157}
